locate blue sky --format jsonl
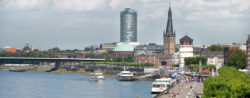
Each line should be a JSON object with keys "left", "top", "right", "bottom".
{"left": 0, "top": 0, "right": 249, "bottom": 50}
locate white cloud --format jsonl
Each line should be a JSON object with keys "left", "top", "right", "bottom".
{"left": 1, "top": 0, "right": 110, "bottom": 11}
{"left": 236, "top": 0, "right": 250, "bottom": 12}
{"left": 0, "top": 0, "right": 249, "bottom": 49}
{"left": 53, "top": 0, "right": 109, "bottom": 11}
{"left": 1, "top": 0, "right": 49, "bottom": 10}
{"left": 110, "top": 0, "right": 135, "bottom": 8}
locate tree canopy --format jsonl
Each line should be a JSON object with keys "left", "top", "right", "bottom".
{"left": 112, "top": 55, "right": 134, "bottom": 62}
{"left": 184, "top": 56, "right": 207, "bottom": 65}
{"left": 85, "top": 53, "right": 108, "bottom": 59}
{"left": 0, "top": 52, "right": 58, "bottom": 58}
{"left": 203, "top": 66, "right": 250, "bottom": 98}
{"left": 207, "top": 45, "right": 224, "bottom": 51}
{"left": 228, "top": 50, "right": 246, "bottom": 69}
{"left": 80, "top": 61, "right": 154, "bottom": 66}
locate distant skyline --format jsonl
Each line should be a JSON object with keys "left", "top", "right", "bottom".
{"left": 0, "top": 0, "right": 249, "bottom": 50}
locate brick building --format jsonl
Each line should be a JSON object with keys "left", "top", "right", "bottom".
{"left": 133, "top": 45, "right": 174, "bottom": 67}
{"left": 108, "top": 43, "right": 134, "bottom": 59}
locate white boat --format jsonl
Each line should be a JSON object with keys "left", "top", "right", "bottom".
{"left": 89, "top": 72, "right": 104, "bottom": 80}
{"left": 151, "top": 78, "right": 175, "bottom": 94}
{"left": 116, "top": 67, "right": 135, "bottom": 81}
{"left": 9, "top": 67, "right": 26, "bottom": 72}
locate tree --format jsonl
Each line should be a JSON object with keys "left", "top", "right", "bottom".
{"left": 203, "top": 66, "right": 250, "bottom": 98}
{"left": 228, "top": 50, "right": 246, "bottom": 69}
{"left": 84, "top": 47, "right": 93, "bottom": 51}
{"left": 48, "top": 47, "right": 60, "bottom": 53}
{"left": 171, "top": 64, "right": 179, "bottom": 67}
{"left": 113, "top": 57, "right": 123, "bottom": 62}
{"left": 96, "top": 52, "right": 108, "bottom": 58}
{"left": 123, "top": 55, "right": 134, "bottom": 62}
{"left": 207, "top": 45, "right": 224, "bottom": 51}
{"left": 85, "top": 53, "right": 95, "bottom": 58}
{"left": 149, "top": 43, "right": 157, "bottom": 45}
{"left": 184, "top": 56, "right": 207, "bottom": 65}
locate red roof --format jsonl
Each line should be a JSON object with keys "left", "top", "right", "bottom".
{"left": 202, "top": 70, "right": 211, "bottom": 73}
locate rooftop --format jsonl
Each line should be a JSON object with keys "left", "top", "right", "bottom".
{"left": 134, "top": 45, "right": 163, "bottom": 53}
{"left": 121, "top": 8, "right": 137, "bottom": 14}
{"left": 113, "top": 44, "right": 134, "bottom": 52}
{"left": 180, "top": 35, "right": 193, "bottom": 41}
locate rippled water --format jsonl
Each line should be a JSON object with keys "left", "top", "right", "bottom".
{"left": 0, "top": 70, "right": 153, "bottom": 98}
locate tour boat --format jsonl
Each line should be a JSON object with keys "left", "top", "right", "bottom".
{"left": 9, "top": 67, "right": 26, "bottom": 72}
{"left": 151, "top": 78, "right": 174, "bottom": 94}
{"left": 89, "top": 72, "right": 104, "bottom": 81}
{"left": 116, "top": 67, "right": 135, "bottom": 81}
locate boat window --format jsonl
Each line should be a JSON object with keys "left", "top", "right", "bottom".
{"left": 153, "top": 85, "right": 160, "bottom": 88}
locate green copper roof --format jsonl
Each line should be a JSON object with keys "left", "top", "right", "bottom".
{"left": 114, "top": 44, "right": 135, "bottom": 51}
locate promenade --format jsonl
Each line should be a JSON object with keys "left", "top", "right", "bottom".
{"left": 158, "top": 79, "right": 204, "bottom": 98}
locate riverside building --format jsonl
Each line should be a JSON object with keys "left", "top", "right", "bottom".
{"left": 179, "top": 35, "right": 194, "bottom": 68}
{"left": 120, "top": 8, "right": 137, "bottom": 42}
{"left": 247, "top": 35, "right": 250, "bottom": 70}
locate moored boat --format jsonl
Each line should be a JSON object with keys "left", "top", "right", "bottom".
{"left": 9, "top": 67, "right": 26, "bottom": 72}
{"left": 116, "top": 67, "right": 135, "bottom": 81}
{"left": 89, "top": 72, "right": 104, "bottom": 81}
{"left": 151, "top": 78, "right": 175, "bottom": 94}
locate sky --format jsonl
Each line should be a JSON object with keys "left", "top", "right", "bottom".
{"left": 0, "top": 0, "right": 249, "bottom": 50}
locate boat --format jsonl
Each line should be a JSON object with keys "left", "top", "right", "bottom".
{"left": 151, "top": 78, "right": 175, "bottom": 94}
{"left": 89, "top": 72, "right": 104, "bottom": 81}
{"left": 116, "top": 67, "right": 135, "bottom": 81}
{"left": 9, "top": 67, "right": 26, "bottom": 72}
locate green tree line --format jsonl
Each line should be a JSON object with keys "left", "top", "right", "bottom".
{"left": 0, "top": 52, "right": 58, "bottom": 58}
{"left": 184, "top": 56, "right": 207, "bottom": 65}
{"left": 207, "top": 45, "right": 224, "bottom": 51}
{"left": 85, "top": 53, "right": 108, "bottom": 59}
{"left": 80, "top": 62, "right": 154, "bottom": 66}
{"left": 203, "top": 66, "right": 250, "bottom": 98}
{"left": 227, "top": 50, "right": 246, "bottom": 69}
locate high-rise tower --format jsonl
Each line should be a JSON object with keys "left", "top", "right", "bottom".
{"left": 120, "top": 8, "right": 137, "bottom": 42}
{"left": 163, "top": 6, "right": 176, "bottom": 56}
{"left": 246, "top": 34, "right": 250, "bottom": 70}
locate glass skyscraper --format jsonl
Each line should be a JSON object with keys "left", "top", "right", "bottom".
{"left": 120, "top": 8, "right": 137, "bottom": 42}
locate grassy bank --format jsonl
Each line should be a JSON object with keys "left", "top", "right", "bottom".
{"left": 0, "top": 66, "right": 51, "bottom": 72}
{"left": 53, "top": 68, "right": 116, "bottom": 77}
{"left": 0, "top": 66, "right": 116, "bottom": 78}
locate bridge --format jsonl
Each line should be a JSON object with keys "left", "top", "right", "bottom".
{"left": 0, "top": 57, "right": 105, "bottom": 69}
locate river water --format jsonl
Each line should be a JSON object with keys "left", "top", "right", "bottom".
{"left": 0, "top": 70, "right": 153, "bottom": 98}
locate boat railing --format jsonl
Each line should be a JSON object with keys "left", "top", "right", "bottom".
{"left": 153, "top": 80, "right": 175, "bottom": 98}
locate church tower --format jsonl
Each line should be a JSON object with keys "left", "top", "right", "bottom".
{"left": 163, "top": 6, "right": 176, "bottom": 56}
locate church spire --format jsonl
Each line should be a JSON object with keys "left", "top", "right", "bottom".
{"left": 164, "top": 1, "right": 175, "bottom": 37}
{"left": 166, "top": 6, "right": 173, "bottom": 35}
{"left": 163, "top": 2, "right": 176, "bottom": 56}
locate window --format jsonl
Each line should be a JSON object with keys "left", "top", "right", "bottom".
{"left": 161, "top": 61, "right": 167, "bottom": 65}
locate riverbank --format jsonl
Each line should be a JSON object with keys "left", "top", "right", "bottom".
{"left": 0, "top": 66, "right": 117, "bottom": 78}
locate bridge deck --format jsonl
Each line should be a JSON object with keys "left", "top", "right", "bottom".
{"left": 0, "top": 57, "right": 105, "bottom": 61}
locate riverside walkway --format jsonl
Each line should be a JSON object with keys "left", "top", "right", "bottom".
{"left": 158, "top": 79, "right": 204, "bottom": 98}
